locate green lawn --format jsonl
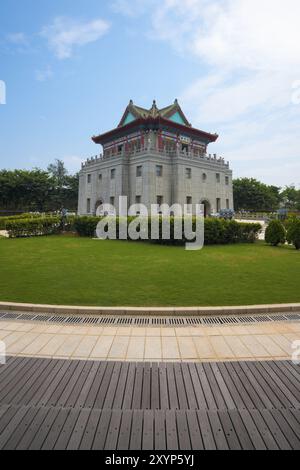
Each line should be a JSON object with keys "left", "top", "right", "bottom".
{"left": 0, "top": 235, "right": 299, "bottom": 307}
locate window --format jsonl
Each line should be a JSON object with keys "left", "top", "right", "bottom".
{"left": 99, "top": 173, "right": 102, "bottom": 181}
{"left": 136, "top": 196, "right": 141, "bottom": 204}
{"left": 156, "top": 165, "right": 163, "bottom": 177}
{"left": 186, "top": 168, "right": 192, "bottom": 179}
{"left": 216, "top": 198, "right": 221, "bottom": 212}
{"left": 186, "top": 197, "right": 192, "bottom": 213}
{"left": 226, "top": 199, "right": 230, "bottom": 209}
{"left": 202, "top": 173, "right": 207, "bottom": 182}
{"left": 110, "top": 197, "right": 115, "bottom": 206}
{"left": 216, "top": 173, "right": 220, "bottom": 183}
{"left": 117, "top": 145, "right": 123, "bottom": 154}
{"left": 111, "top": 169, "right": 116, "bottom": 180}
{"left": 157, "top": 196, "right": 163, "bottom": 206}
{"left": 225, "top": 176, "right": 229, "bottom": 186}
{"left": 136, "top": 166, "right": 143, "bottom": 178}
{"left": 87, "top": 174, "right": 91, "bottom": 184}
{"left": 87, "top": 198, "right": 91, "bottom": 213}
{"left": 182, "top": 143, "right": 189, "bottom": 153}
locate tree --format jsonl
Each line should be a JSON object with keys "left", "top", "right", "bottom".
{"left": 280, "top": 185, "right": 300, "bottom": 210}
{"left": 265, "top": 220, "right": 286, "bottom": 247}
{"left": 287, "top": 218, "right": 300, "bottom": 250}
{"left": 233, "top": 178, "right": 281, "bottom": 211}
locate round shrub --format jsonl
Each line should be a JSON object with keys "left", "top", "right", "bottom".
{"left": 265, "top": 220, "right": 286, "bottom": 246}
{"left": 287, "top": 218, "right": 300, "bottom": 250}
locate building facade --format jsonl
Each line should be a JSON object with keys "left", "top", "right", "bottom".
{"left": 78, "top": 100, "right": 234, "bottom": 216}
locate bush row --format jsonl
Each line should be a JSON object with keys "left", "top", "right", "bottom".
{"left": 5, "top": 217, "right": 61, "bottom": 238}
{"left": 0, "top": 213, "right": 51, "bottom": 230}
{"left": 73, "top": 216, "right": 262, "bottom": 245}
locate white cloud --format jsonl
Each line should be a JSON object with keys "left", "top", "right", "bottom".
{"left": 63, "top": 155, "right": 84, "bottom": 173}
{"left": 41, "top": 17, "right": 110, "bottom": 59}
{"left": 35, "top": 66, "right": 53, "bottom": 82}
{"left": 6, "top": 32, "right": 29, "bottom": 46}
{"left": 115, "top": 0, "right": 300, "bottom": 185}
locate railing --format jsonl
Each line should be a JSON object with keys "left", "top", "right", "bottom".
{"left": 81, "top": 147, "right": 230, "bottom": 168}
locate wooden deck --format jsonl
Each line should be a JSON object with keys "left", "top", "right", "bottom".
{"left": 0, "top": 357, "right": 299, "bottom": 450}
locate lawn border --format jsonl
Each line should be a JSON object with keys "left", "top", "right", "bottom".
{"left": 0, "top": 301, "right": 299, "bottom": 316}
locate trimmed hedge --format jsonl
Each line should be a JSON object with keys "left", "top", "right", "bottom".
{"left": 265, "top": 220, "right": 286, "bottom": 247}
{"left": 0, "top": 213, "right": 50, "bottom": 230}
{"left": 73, "top": 216, "right": 262, "bottom": 245}
{"left": 6, "top": 217, "right": 61, "bottom": 238}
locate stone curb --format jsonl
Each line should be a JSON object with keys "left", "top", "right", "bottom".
{"left": 0, "top": 302, "right": 299, "bottom": 317}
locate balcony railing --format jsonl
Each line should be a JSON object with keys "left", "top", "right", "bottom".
{"left": 82, "top": 147, "right": 230, "bottom": 169}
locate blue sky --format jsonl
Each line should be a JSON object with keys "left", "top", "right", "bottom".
{"left": 0, "top": 0, "right": 299, "bottom": 187}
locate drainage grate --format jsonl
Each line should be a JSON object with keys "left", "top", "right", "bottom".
{"left": 0, "top": 311, "right": 299, "bottom": 327}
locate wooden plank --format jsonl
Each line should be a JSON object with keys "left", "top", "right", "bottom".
{"left": 195, "top": 363, "right": 217, "bottom": 410}
{"left": 0, "top": 357, "right": 40, "bottom": 403}
{"left": 17, "top": 406, "right": 51, "bottom": 450}
{"left": 0, "top": 405, "right": 20, "bottom": 435}
{"left": 174, "top": 363, "right": 188, "bottom": 410}
{"left": 203, "top": 363, "right": 227, "bottom": 410}
{"left": 67, "top": 408, "right": 91, "bottom": 450}
{"left": 258, "top": 409, "right": 292, "bottom": 450}
{"left": 117, "top": 409, "right": 132, "bottom": 450}
{"left": 151, "top": 363, "right": 160, "bottom": 410}
{"left": 196, "top": 410, "right": 216, "bottom": 450}
{"left": 188, "top": 363, "right": 207, "bottom": 409}
{"left": 181, "top": 364, "right": 198, "bottom": 410}
{"left": 253, "top": 361, "right": 299, "bottom": 409}
{"left": 142, "top": 363, "right": 151, "bottom": 410}
{"left": 0, "top": 406, "right": 31, "bottom": 449}
{"left": 166, "top": 364, "right": 179, "bottom": 410}
{"left": 79, "top": 409, "right": 102, "bottom": 450}
{"left": 75, "top": 361, "right": 102, "bottom": 409}
{"left": 237, "top": 410, "right": 267, "bottom": 450}
{"left": 207, "top": 410, "right": 228, "bottom": 450}
{"left": 260, "top": 362, "right": 300, "bottom": 407}
{"left": 41, "top": 408, "right": 71, "bottom": 450}
{"left": 270, "top": 410, "right": 300, "bottom": 450}
{"left": 186, "top": 410, "right": 203, "bottom": 450}
{"left": 129, "top": 410, "right": 143, "bottom": 450}
{"left": 92, "top": 409, "right": 112, "bottom": 450}
{"left": 176, "top": 411, "right": 191, "bottom": 450}
{"left": 142, "top": 410, "right": 154, "bottom": 450}
{"left": 247, "top": 410, "right": 279, "bottom": 450}
{"left": 132, "top": 362, "right": 144, "bottom": 409}
{"left": 10, "top": 359, "right": 53, "bottom": 406}
{"left": 217, "top": 411, "right": 241, "bottom": 450}
{"left": 233, "top": 362, "right": 273, "bottom": 410}
{"left": 57, "top": 360, "right": 87, "bottom": 407}
{"left": 245, "top": 362, "right": 290, "bottom": 409}
{"left": 123, "top": 362, "right": 136, "bottom": 409}
{"left": 210, "top": 363, "right": 236, "bottom": 410}
{"left": 44, "top": 360, "right": 77, "bottom": 407}
{"left": 271, "top": 361, "right": 300, "bottom": 395}
{"left": 154, "top": 410, "right": 166, "bottom": 450}
{"left": 94, "top": 361, "right": 115, "bottom": 409}
{"left": 103, "top": 362, "right": 122, "bottom": 409}
{"left": 29, "top": 407, "right": 60, "bottom": 450}
{"left": 227, "top": 410, "right": 254, "bottom": 450}
{"left": 3, "top": 406, "right": 40, "bottom": 450}
{"left": 104, "top": 410, "right": 122, "bottom": 450}
{"left": 64, "top": 360, "right": 94, "bottom": 408}
{"left": 113, "top": 362, "right": 129, "bottom": 410}
{"left": 159, "top": 363, "right": 169, "bottom": 410}
{"left": 54, "top": 408, "right": 81, "bottom": 450}
{"left": 21, "top": 359, "right": 64, "bottom": 406}
{"left": 217, "top": 362, "right": 250, "bottom": 410}
{"left": 85, "top": 362, "right": 107, "bottom": 408}
{"left": 166, "top": 410, "right": 178, "bottom": 450}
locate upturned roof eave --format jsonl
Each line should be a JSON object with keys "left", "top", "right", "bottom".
{"left": 92, "top": 117, "right": 218, "bottom": 145}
